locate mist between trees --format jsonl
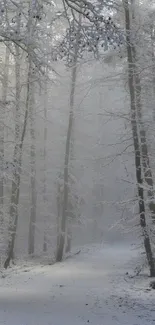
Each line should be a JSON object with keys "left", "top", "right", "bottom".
{"left": 0, "top": 0, "right": 155, "bottom": 276}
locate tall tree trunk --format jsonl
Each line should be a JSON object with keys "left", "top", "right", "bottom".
{"left": 56, "top": 179, "right": 62, "bottom": 256}
{"left": 131, "top": 0, "right": 155, "bottom": 223}
{"left": 56, "top": 16, "right": 81, "bottom": 262}
{"left": 28, "top": 81, "right": 37, "bottom": 255}
{"left": 43, "top": 76, "right": 48, "bottom": 253}
{"left": 134, "top": 67, "right": 155, "bottom": 223}
{"left": 150, "top": 23, "right": 155, "bottom": 116}
{"left": 65, "top": 78, "right": 75, "bottom": 255}
{"left": 123, "top": 0, "right": 155, "bottom": 277}
{"left": 27, "top": 0, "right": 38, "bottom": 256}
{"left": 4, "top": 58, "right": 31, "bottom": 269}
{"left": 0, "top": 46, "right": 10, "bottom": 226}
{"left": 56, "top": 64, "right": 77, "bottom": 262}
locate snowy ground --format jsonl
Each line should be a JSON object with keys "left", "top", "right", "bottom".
{"left": 0, "top": 244, "right": 155, "bottom": 325}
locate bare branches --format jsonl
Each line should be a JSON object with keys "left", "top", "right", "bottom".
{"left": 0, "top": 0, "right": 52, "bottom": 72}
{"left": 52, "top": 0, "right": 124, "bottom": 66}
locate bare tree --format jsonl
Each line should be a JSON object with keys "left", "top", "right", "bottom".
{"left": 65, "top": 129, "right": 74, "bottom": 254}
{"left": 130, "top": 0, "right": 155, "bottom": 223}
{"left": 28, "top": 74, "right": 37, "bottom": 255}
{"left": 123, "top": 0, "right": 155, "bottom": 277}
{"left": 4, "top": 56, "right": 31, "bottom": 269}
{"left": 56, "top": 65, "right": 77, "bottom": 261}
{"left": 0, "top": 46, "right": 10, "bottom": 226}
{"left": 56, "top": 15, "right": 81, "bottom": 262}
{"left": 43, "top": 74, "right": 48, "bottom": 253}
{"left": 149, "top": 6, "right": 155, "bottom": 106}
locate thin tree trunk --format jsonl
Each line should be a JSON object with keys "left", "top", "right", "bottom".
{"left": 43, "top": 76, "right": 48, "bottom": 253}
{"left": 150, "top": 23, "right": 155, "bottom": 116}
{"left": 27, "top": 0, "right": 38, "bottom": 256}
{"left": 28, "top": 81, "right": 37, "bottom": 255}
{"left": 56, "top": 16, "right": 81, "bottom": 262}
{"left": 56, "top": 64, "right": 77, "bottom": 262}
{"left": 4, "top": 58, "right": 31, "bottom": 269}
{"left": 123, "top": 0, "right": 155, "bottom": 277}
{"left": 66, "top": 226, "right": 72, "bottom": 253}
{"left": 65, "top": 83, "right": 75, "bottom": 254}
{"left": 4, "top": 45, "right": 21, "bottom": 268}
{"left": 56, "top": 182, "right": 62, "bottom": 255}
{"left": 0, "top": 46, "right": 10, "bottom": 226}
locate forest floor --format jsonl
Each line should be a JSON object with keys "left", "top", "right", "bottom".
{"left": 0, "top": 243, "right": 155, "bottom": 325}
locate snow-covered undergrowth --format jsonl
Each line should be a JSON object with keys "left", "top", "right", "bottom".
{"left": 0, "top": 244, "right": 154, "bottom": 325}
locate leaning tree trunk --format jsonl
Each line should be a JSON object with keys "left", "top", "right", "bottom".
{"left": 28, "top": 77, "right": 37, "bottom": 255}
{"left": 0, "top": 46, "right": 10, "bottom": 226}
{"left": 123, "top": 0, "right": 155, "bottom": 277}
{"left": 4, "top": 58, "right": 31, "bottom": 269}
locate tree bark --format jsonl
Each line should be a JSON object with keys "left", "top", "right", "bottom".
{"left": 0, "top": 46, "right": 10, "bottom": 226}
{"left": 131, "top": 0, "right": 155, "bottom": 223}
{"left": 66, "top": 223, "right": 72, "bottom": 253}
{"left": 65, "top": 101, "right": 75, "bottom": 254}
{"left": 56, "top": 180, "right": 62, "bottom": 256}
{"left": 56, "top": 15, "right": 81, "bottom": 262}
{"left": 150, "top": 23, "right": 155, "bottom": 117}
{"left": 43, "top": 76, "right": 48, "bottom": 253}
{"left": 134, "top": 67, "right": 155, "bottom": 223}
{"left": 28, "top": 78, "right": 37, "bottom": 255}
{"left": 4, "top": 58, "right": 31, "bottom": 269}
{"left": 56, "top": 64, "right": 77, "bottom": 262}
{"left": 123, "top": 0, "right": 155, "bottom": 277}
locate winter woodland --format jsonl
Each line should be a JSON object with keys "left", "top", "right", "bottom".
{"left": 0, "top": 0, "right": 155, "bottom": 324}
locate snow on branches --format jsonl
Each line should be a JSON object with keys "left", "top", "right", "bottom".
{"left": 0, "top": 0, "right": 52, "bottom": 72}
{"left": 53, "top": 0, "right": 124, "bottom": 65}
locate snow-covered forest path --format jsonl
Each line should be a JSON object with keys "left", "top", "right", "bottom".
{"left": 0, "top": 244, "right": 154, "bottom": 325}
